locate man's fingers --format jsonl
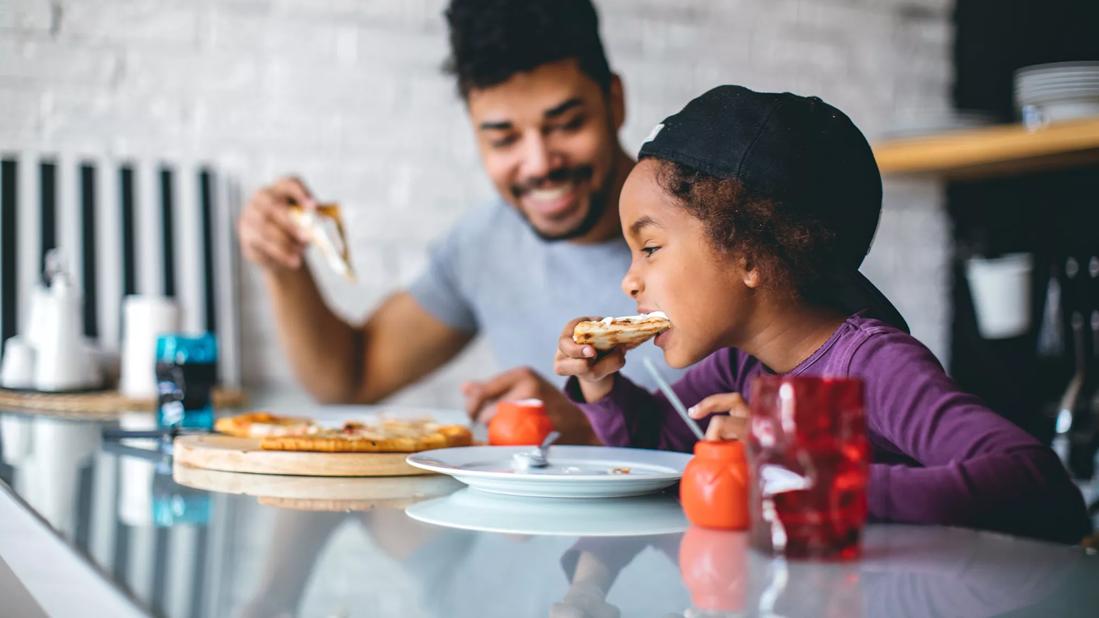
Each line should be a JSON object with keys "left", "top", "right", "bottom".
{"left": 240, "top": 189, "right": 310, "bottom": 264}
{"left": 251, "top": 220, "right": 305, "bottom": 268}
{"left": 255, "top": 189, "right": 311, "bottom": 243}
{"left": 463, "top": 367, "right": 543, "bottom": 419}
{"left": 461, "top": 381, "right": 492, "bottom": 418}
{"left": 478, "top": 367, "right": 540, "bottom": 400}
{"left": 239, "top": 218, "right": 297, "bottom": 269}
{"left": 256, "top": 238, "right": 302, "bottom": 269}
{"left": 271, "top": 176, "right": 315, "bottom": 209}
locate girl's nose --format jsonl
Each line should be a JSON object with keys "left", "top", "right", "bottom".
{"left": 621, "top": 269, "right": 642, "bottom": 299}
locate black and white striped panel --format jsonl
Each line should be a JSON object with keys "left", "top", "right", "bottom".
{"left": 0, "top": 153, "right": 241, "bottom": 387}
{"left": 0, "top": 157, "right": 17, "bottom": 345}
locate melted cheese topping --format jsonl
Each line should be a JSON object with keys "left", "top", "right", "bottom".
{"left": 598, "top": 311, "right": 669, "bottom": 326}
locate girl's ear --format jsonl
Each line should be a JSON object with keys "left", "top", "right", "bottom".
{"left": 738, "top": 255, "right": 762, "bottom": 289}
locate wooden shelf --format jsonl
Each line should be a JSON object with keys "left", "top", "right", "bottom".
{"left": 872, "top": 117, "right": 1099, "bottom": 180}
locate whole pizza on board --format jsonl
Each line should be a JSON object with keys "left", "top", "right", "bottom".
{"left": 214, "top": 411, "right": 472, "bottom": 453}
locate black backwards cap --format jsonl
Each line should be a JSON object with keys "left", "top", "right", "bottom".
{"left": 638, "top": 85, "right": 908, "bottom": 332}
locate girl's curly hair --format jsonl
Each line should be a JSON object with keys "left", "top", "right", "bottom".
{"left": 651, "top": 159, "right": 845, "bottom": 306}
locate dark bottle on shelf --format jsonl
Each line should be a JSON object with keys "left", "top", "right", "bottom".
{"left": 155, "top": 333, "right": 218, "bottom": 431}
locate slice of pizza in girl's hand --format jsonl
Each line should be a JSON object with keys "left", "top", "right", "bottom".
{"left": 571, "top": 312, "right": 672, "bottom": 351}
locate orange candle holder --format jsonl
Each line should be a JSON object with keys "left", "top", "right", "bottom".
{"left": 680, "top": 439, "right": 750, "bottom": 530}
{"left": 488, "top": 398, "right": 555, "bottom": 446}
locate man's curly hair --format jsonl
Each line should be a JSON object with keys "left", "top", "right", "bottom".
{"left": 651, "top": 159, "right": 845, "bottom": 306}
{"left": 444, "top": 0, "right": 613, "bottom": 98}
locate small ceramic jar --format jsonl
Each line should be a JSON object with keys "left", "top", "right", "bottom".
{"left": 488, "top": 398, "right": 555, "bottom": 446}
{"left": 680, "top": 439, "right": 750, "bottom": 530}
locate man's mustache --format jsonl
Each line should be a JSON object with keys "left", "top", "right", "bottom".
{"left": 511, "top": 166, "right": 594, "bottom": 196}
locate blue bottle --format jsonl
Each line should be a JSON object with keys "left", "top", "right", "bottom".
{"left": 155, "top": 333, "right": 217, "bottom": 430}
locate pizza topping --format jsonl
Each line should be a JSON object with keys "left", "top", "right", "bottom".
{"left": 598, "top": 311, "right": 669, "bottom": 326}
{"left": 214, "top": 411, "right": 473, "bottom": 453}
{"left": 572, "top": 312, "right": 673, "bottom": 351}
{"left": 214, "top": 412, "right": 315, "bottom": 439}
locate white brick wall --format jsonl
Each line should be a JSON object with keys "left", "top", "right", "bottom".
{"left": 1, "top": 0, "right": 955, "bottom": 407}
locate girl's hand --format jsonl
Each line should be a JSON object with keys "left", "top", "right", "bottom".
{"left": 554, "top": 317, "right": 627, "bottom": 403}
{"left": 688, "top": 393, "right": 750, "bottom": 441}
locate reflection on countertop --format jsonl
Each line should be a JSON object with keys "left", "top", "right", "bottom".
{"left": 1, "top": 407, "right": 1098, "bottom": 618}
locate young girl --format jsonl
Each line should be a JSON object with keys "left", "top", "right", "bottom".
{"left": 554, "top": 85, "right": 1089, "bottom": 544}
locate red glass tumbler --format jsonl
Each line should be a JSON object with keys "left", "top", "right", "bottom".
{"left": 746, "top": 375, "right": 868, "bottom": 559}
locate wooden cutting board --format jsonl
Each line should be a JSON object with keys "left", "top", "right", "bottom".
{"left": 172, "top": 434, "right": 433, "bottom": 477}
{"left": 172, "top": 463, "right": 460, "bottom": 510}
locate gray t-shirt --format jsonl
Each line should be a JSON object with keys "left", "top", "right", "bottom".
{"left": 408, "top": 201, "right": 684, "bottom": 390}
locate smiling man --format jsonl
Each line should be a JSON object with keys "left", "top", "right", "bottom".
{"left": 237, "top": 0, "right": 681, "bottom": 442}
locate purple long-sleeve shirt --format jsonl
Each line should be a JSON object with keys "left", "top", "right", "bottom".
{"left": 566, "top": 313, "right": 1090, "bottom": 543}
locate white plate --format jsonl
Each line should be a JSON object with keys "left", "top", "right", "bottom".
{"left": 1015, "top": 61, "right": 1099, "bottom": 78}
{"left": 405, "top": 487, "right": 687, "bottom": 536}
{"left": 405, "top": 445, "right": 690, "bottom": 498}
{"left": 1017, "top": 87, "right": 1099, "bottom": 103}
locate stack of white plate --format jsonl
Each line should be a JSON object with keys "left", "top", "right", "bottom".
{"left": 1014, "top": 61, "right": 1099, "bottom": 126}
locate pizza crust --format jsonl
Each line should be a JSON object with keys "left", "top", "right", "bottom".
{"left": 572, "top": 312, "right": 672, "bottom": 351}
{"left": 259, "top": 434, "right": 420, "bottom": 453}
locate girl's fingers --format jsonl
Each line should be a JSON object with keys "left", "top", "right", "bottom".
{"left": 704, "top": 415, "right": 748, "bottom": 441}
{"left": 558, "top": 334, "right": 595, "bottom": 359}
{"left": 704, "top": 416, "right": 730, "bottom": 440}
{"left": 688, "top": 392, "right": 748, "bottom": 419}
{"left": 589, "top": 348, "right": 626, "bottom": 380}
{"left": 554, "top": 357, "right": 595, "bottom": 377}
{"left": 558, "top": 316, "right": 602, "bottom": 359}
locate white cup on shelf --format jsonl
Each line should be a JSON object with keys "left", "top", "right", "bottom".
{"left": 966, "top": 253, "right": 1033, "bottom": 339}
{"left": 119, "top": 296, "right": 180, "bottom": 399}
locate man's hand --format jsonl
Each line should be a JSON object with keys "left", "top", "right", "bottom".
{"left": 238, "top": 176, "right": 315, "bottom": 272}
{"left": 461, "top": 366, "right": 600, "bottom": 445}
{"left": 688, "top": 392, "right": 750, "bottom": 441}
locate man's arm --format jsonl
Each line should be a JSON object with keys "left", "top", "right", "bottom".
{"left": 462, "top": 367, "right": 600, "bottom": 444}
{"left": 240, "top": 176, "right": 473, "bottom": 403}
{"left": 266, "top": 268, "right": 472, "bottom": 403}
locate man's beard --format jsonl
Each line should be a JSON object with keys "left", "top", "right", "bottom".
{"left": 511, "top": 164, "right": 612, "bottom": 242}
